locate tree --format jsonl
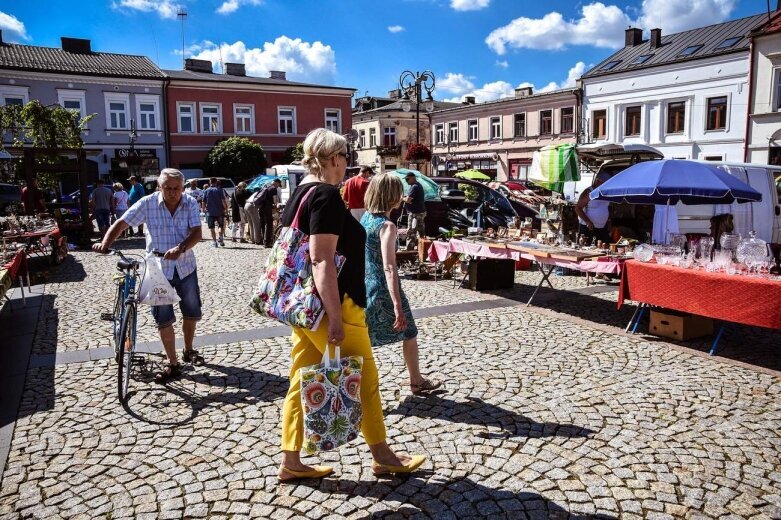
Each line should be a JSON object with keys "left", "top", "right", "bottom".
{"left": 204, "top": 137, "right": 267, "bottom": 179}
{"left": 280, "top": 142, "right": 304, "bottom": 165}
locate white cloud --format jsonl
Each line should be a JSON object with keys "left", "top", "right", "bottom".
{"left": 216, "top": 0, "right": 263, "bottom": 15}
{"left": 387, "top": 25, "right": 405, "bottom": 33}
{"left": 190, "top": 36, "right": 337, "bottom": 84}
{"left": 486, "top": 0, "right": 737, "bottom": 54}
{"left": 442, "top": 79, "right": 519, "bottom": 103}
{"left": 450, "top": 0, "right": 490, "bottom": 11}
{"left": 535, "top": 61, "right": 589, "bottom": 93}
{"left": 495, "top": 60, "right": 508, "bottom": 69}
{"left": 0, "top": 11, "right": 28, "bottom": 41}
{"left": 437, "top": 72, "right": 475, "bottom": 95}
{"left": 113, "top": 0, "right": 181, "bottom": 19}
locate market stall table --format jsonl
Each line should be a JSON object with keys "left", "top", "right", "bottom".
{"left": 428, "top": 238, "right": 625, "bottom": 305}
{"left": 618, "top": 259, "right": 781, "bottom": 354}
{"left": 1, "top": 226, "right": 66, "bottom": 264}
{"left": 0, "top": 249, "right": 29, "bottom": 307}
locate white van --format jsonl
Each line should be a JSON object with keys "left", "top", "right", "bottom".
{"left": 572, "top": 144, "right": 781, "bottom": 245}
{"left": 267, "top": 165, "right": 305, "bottom": 205}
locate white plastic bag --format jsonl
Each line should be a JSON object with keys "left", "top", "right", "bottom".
{"left": 138, "top": 252, "right": 180, "bottom": 306}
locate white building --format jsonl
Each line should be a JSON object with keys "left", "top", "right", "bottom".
{"left": 746, "top": 11, "right": 781, "bottom": 164}
{"left": 580, "top": 14, "right": 767, "bottom": 162}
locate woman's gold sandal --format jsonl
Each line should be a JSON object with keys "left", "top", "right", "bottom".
{"left": 372, "top": 454, "right": 426, "bottom": 476}
{"left": 278, "top": 465, "right": 333, "bottom": 482}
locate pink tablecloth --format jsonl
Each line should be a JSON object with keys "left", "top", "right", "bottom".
{"left": 428, "top": 239, "right": 623, "bottom": 274}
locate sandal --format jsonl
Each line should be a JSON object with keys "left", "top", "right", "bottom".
{"left": 154, "top": 363, "right": 181, "bottom": 385}
{"left": 411, "top": 378, "right": 442, "bottom": 395}
{"left": 183, "top": 349, "right": 205, "bottom": 365}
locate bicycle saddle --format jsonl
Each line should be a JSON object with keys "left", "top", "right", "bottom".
{"left": 116, "top": 259, "right": 138, "bottom": 271}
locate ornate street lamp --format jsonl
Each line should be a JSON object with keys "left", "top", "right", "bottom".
{"left": 399, "top": 70, "right": 436, "bottom": 145}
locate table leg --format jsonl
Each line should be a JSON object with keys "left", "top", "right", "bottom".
{"left": 17, "top": 275, "right": 26, "bottom": 307}
{"left": 625, "top": 303, "right": 643, "bottom": 333}
{"left": 630, "top": 304, "right": 647, "bottom": 334}
{"left": 526, "top": 263, "right": 555, "bottom": 306}
{"left": 709, "top": 323, "right": 727, "bottom": 356}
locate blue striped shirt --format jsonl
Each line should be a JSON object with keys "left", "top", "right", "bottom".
{"left": 119, "top": 192, "right": 201, "bottom": 279}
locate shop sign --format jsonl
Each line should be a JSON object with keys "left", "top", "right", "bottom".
{"left": 114, "top": 148, "right": 157, "bottom": 158}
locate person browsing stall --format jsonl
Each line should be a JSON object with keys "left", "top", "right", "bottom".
{"left": 21, "top": 178, "right": 46, "bottom": 215}
{"left": 90, "top": 178, "right": 114, "bottom": 238}
{"left": 342, "top": 165, "right": 372, "bottom": 221}
{"left": 127, "top": 176, "right": 146, "bottom": 236}
{"left": 256, "top": 178, "right": 282, "bottom": 247}
{"left": 92, "top": 168, "right": 205, "bottom": 383}
{"left": 403, "top": 172, "right": 426, "bottom": 251}
{"left": 202, "top": 177, "right": 229, "bottom": 247}
{"left": 575, "top": 171, "right": 612, "bottom": 246}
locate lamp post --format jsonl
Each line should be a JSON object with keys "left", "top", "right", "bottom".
{"left": 399, "top": 70, "right": 436, "bottom": 145}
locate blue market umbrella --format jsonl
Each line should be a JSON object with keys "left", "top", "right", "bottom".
{"left": 589, "top": 160, "right": 762, "bottom": 205}
{"left": 246, "top": 174, "right": 279, "bottom": 192}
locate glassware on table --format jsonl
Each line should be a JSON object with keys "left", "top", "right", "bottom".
{"left": 720, "top": 232, "right": 741, "bottom": 261}
{"left": 670, "top": 233, "right": 687, "bottom": 254}
{"left": 699, "top": 236, "right": 714, "bottom": 262}
{"left": 633, "top": 243, "right": 654, "bottom": 262}
{"left": 679, "top": 252, "right": 695, "bottom": 269}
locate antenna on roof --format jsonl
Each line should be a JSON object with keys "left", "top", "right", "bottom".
{"left": 177, "top": 8, "right": 187, "bottom": 68}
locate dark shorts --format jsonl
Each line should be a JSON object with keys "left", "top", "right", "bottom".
{"left": 151, "top": 269, "right": 202, "bottom": 329}
{"left": 579, "top": 223, "right": 611, "bottom": 245}
{"left": 94, "top": 209, "right": 111, "bottom": 229}
{"left": 206, "top": 215, "right": 225, "bottom": 229}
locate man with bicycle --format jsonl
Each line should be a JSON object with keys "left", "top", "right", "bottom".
{"left": 93, "top": 168, "right": 204, "bottom": 384}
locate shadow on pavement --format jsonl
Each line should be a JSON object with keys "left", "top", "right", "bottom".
{"left": 388, "top": 394, "right": 595, "bottom": 440}
{"left": 122, "top": 360, "right": 288, "bottom": 426}
{"left": 299, "top": 475, "right": 615, "bottom": 519}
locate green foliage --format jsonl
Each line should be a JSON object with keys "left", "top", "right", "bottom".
{"left": 204, "top": 137, "right": 267, "bottom": 179}
{"left": 458, "top": 183, "right": 479, "bottom": 202}
{"left": 280, "top": 142, "right": 304, "bottom": 164}
{"left": 0, "top": 100, "right": 93, "bottom": 150}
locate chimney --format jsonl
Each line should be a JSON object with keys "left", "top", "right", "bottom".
{"left": 61, "top": 37, "right": 92, "bottom": 54}
{"left": 650, "top": 28, "right": 662, "bottom": 50}
{"left": 625, "top": 27, "right": 643, "bottom": 47}
{"left": 225, "top": 63, "right": 246, "bottom": 76}
{"left": 269, "top": 70, "right": 287, "bottom": 80}
{"left": 463, "top": 96, "right": 476, "bottom": 105}
{"left": 388, "top": 88, "right": 402, "bottom": 100}
{"left": 184, "top": 58, "right": 213, "bottom": 73}
{"left": 515, "top": 86, "right": 533, "bottom": 98}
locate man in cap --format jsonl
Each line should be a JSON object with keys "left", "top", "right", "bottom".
{"left": 403, "top": 172, "right": 426, "bottom": 250}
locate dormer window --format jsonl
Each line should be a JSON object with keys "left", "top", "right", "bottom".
{"left": 600, "top": 60, "right": 621, "bottom": 71}
{"left": 715, "top": 36, "right": 741, "bottom": 50}
{"left": 679, "top": 44, "right": 703, "bottom": 57}
{"left": 633, "top": 54, "right": 652, "bottom": 64}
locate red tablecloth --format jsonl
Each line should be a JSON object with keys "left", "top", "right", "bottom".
{"left": 618, "top": 260, "right": 781, "bottom": 329}
{"left": 2, "top": 249, "right": 28, "bottom": 279}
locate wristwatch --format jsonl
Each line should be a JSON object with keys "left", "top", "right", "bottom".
{"left": 177, "top": 242, "right": 187, "bottom": 253}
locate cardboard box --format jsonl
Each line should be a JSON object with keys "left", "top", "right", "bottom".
{"left": 649, "top": 309, "right": 714, "bottom": 341}
{"left": 468, "top": 258, "right": 515, "bottom": 290}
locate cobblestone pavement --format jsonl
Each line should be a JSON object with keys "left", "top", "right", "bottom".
{"left": 2, "top": 231, "right": 781, "bottom": 519}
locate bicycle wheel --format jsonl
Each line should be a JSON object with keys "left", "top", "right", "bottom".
{"left": 113, "top": 282, "right": 125, "bottom": 362}
{"left": 117, "top": 303, "right": 137, "bottom": 402}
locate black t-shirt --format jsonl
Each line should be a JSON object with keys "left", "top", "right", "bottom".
{"left": 405, "top": 182, "right": 426, "bottom": 213}
{"left": 281, "top": 182, "right": 367, "bottom": 308}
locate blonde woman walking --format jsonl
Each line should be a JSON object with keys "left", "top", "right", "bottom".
{"left": 276, "top": 129, "right": 425, "bottom": 482}
{"left": 361, "top": 174, "right": 441, "bottom": 395}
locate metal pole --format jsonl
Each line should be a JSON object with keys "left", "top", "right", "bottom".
{"left": 415, "top": 80, "right": 421, "bottom": 145}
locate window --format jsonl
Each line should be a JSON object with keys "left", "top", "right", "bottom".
{"left": 633, "top": 54, "right": 653, "bottom": 65}
{"left": 539, "top": 110, "right": 552, "bottom": 135}
{"left": 560, "top": 107, "right": 574, "bottom": 134}
{"left": 234, "top": 104, "right": 253, "bottom": 134}
{"left": 177, "top": 103, "right": 195, "bottom": 133}
{"left": 625, "top": 106, "right": 641, "bottom": 136}
{"left": 679, "top": 44, "right": 703, "bottom": 57}
{"left": 600, "top": 60, "right": 621, "bottom": 71}
{"left": 278, "top": 107, "right": 295, "bottom": 134}
{"left": 105, "top": 93, "right": 130, "bottom": 130}
{"left": 325, "top": 109, "right": 340, "bottom": 133}
{"left": 715, "top": 37, "right": 741, "bottom": 50}
{"left": 383, "top": 127, "right": 396, "bottom": 146}
{"left": 706, "top": 96, "right": 727, "bottom": 130}
{"left": 0, "top": 86, "right": 29, "bottom": 106}
{"left": 704, "top": 155, "right": 723, "bottom": 161}
{"left": 435, "top": 124, "right": 445, "bottom": 144}
{"left": 776, "top": 70, "right": 781, "bottom": 111}
{"left": 448, "top": 122, "right": 458, "bottom": 143}
{"left": 592, "top": 110, "right": 607, "bottom": 139}
{"left": 513, "top": 113, "right": 526, "bottom": 138}
{"left": 490, "top": 116, "right": 501, "bottom": 139}
{"left": 369, "top": 128, "right": 376, "bottom": 147}
{"left": 201, "top": 104, "right": 221, "bottom": 133}
{"left": 136, "top": 95, "right": 160, "bottom": 130}
{"left": 359, "top": 129, "right": 365, "bottom": 148}
{"left": 468, "top": 119, "right": 478, "bottom": 141}
{"left": 57, "top": 90, "right": 86, "bottom": 119}
{"left": 666, "top": 101, "right": 686, "bottom": 134}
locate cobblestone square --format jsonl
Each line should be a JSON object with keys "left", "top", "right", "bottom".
{"left": 1, "top": 234, "right": 780, "bottom": 519}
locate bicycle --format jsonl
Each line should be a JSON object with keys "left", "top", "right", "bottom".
{"left": 99, "top": 249, "right": 162, "bottom": 402}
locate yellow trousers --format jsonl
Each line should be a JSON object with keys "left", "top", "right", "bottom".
{"left": 281, "top": 296, "right": 387, "bottom": 451}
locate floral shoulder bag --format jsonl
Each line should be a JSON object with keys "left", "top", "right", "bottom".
{"left": 250, "top": 185, "right": 345, "bottom": 330}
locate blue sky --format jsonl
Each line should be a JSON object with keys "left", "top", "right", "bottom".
{"left": 0, "top": 0, "right": 772, "bottom": 103}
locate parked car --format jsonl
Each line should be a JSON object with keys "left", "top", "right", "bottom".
{"left": 189, "top": 177, "right": 236, "bottom": 198}
{"left": 0, "top": 183, "right": 21, "bottom": 215}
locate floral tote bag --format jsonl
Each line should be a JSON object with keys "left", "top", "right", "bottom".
{"left": 250, "top": 186, "right": 345, "bottom": 330}
{"left": 301, "top": 345, "right": 362, "bottom": 454}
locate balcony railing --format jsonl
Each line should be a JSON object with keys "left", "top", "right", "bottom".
{"left": 376, "top": 144, "right": 401, "bottom": 157}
